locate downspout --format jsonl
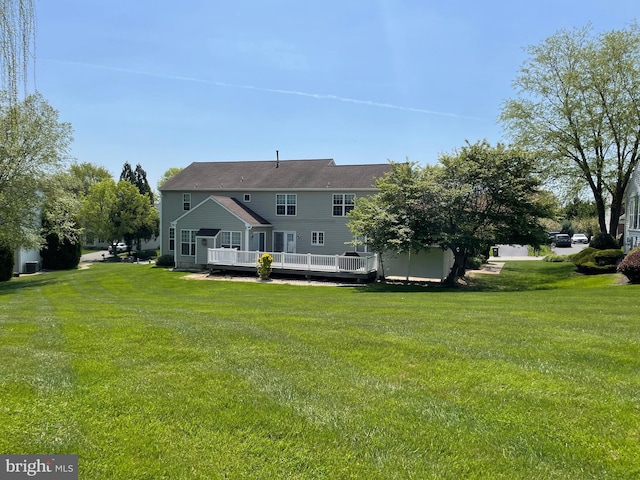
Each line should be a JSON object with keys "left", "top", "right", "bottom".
{"left": 245, "top": 225, "right": 252, "bottom": 251}
{"left": 171, "top": 221, "right": 177, "bottom": 268}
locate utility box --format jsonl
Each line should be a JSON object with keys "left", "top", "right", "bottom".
{"left": 25, "top": 261, "right": 38, "bottom": 274}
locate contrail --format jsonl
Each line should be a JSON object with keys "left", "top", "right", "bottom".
{"left": 42, "top": 59, "right": 482, "bottom": 120}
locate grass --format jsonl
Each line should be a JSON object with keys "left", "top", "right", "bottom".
{"left": 1, "top": 262, "right": 639, "bottom": 479}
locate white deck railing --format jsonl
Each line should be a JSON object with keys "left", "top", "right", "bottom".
{"left": 207, "top": 248, "right": 378, "bottom": 274}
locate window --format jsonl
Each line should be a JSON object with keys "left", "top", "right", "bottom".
{"left": 311, "top": 231, "right": 325, "bottom": 246}
{"left": 244, "top": 194, "right": 251, "bottom": 202}
{"left": 220, "top": 231, "right": 241, "bottom": 249}
{"left": 276, "top": 194, "right": 297, "bottom": 216}
{"left": 169, "top": 227, "right": 175, "bottom": 251}
{"left": 180, "top": 229, "right": 196, "bottom": 256}
{"left": 633, "top": 196, "right": 640, "bottom": 230}
{"left": 183, "top": 193, "right": 191, "bottom": 211}
{"left": 333, "top": 194, "right": 355, "bottom": 216}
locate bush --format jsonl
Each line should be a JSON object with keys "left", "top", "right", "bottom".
{"left": 40, "top": 233, "right": 81, "bottom": 270}
{"left": 257, "top": 253, "right": 273, "bottom": 280}
{"left": 0, "top": 242, "right": 13, "bottom": 282}
{"left": 572, "top": 247, "right": 623, "bottom": 274}
{"left": 156, "top": 254, "right": 174, "bottom": 268}
{"left": 135, "top": 249, "right": 158, "bottom": 261}
{"left": 466, "top": 256, "right": 483, "bottom": 270}
{"left": 617, "top": 248, "right": 640, "bottom": 283}
{"left": 589, "top": 232, "right": 619, "bottom": 250}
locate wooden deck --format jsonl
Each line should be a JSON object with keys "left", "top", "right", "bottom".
{"left": 207, "top": 248, "right": 378, "bottom": 280}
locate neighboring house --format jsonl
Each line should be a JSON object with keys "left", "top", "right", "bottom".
{"left": 624, "top": 164, "right": 640, "bottom": 253}
{"left": 159, "top": 158, "right": 454, "bottom": 280}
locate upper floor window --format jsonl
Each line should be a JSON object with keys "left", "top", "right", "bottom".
{"left": 183, "top": 193, "right": 191, "bottom": 211}
{"left": 333, "top": 194, "right": 355, "bottom": 216}
{"left": 243, "top": 194, "right": 251, "bottom": 202}
{"left": 276, "top": 194, "right": 297, "bottom": 216}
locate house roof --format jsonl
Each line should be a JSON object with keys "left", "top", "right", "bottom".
{"left": 211, "top": 196, "right": 272, "bottom": 227}
{"left": 160, "top": 159, "right": 392, "bottom": 191}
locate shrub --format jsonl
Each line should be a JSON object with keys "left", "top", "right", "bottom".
{"left": 573, "top": 248, "right": 623, "bottom": 274}
{"left": 466, "top": 256, "right": 483, "bottom": 270}
{"left": 617, "top": 248, "right": 640, "bottom": 283}
{"left": 40, "top": 233, "right": 81, "bottom": 270}
{"left": 257, "top": 253, "right": 273, "bottom": 280}
{"left": 0, "top": 242, "right": 13, "bottom": 282}
{"left": 155, "top": 254, "right": 174, "bottom": 268}
{"left": 589, "top": 232, "right": 619, "bottom": 250}
{"left": 135, "top": 249, "right": 158, "bottom": 261}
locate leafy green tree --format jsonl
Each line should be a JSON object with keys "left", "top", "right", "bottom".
{"left": 81, "top": 179, "right": 157, "bottom": 256}
{"left": 67, "top": 162, "right": 112, "bottom": 198}
{"left": 501, "top": 23, "right": 640, "bottom": 235}
{"left": 0, "top": 93, "right": 72, "bottom": 249}
{"left": 433, "top": 141, "right": 550, "bottom": 284}
{"left": 347, "top": 161, "right": 436, "bottom": 278}
{"left": 349, "top": 142, "right": 551, "bottom": 285}
{"left": 119, "top": 162, "right": 158, "bottom": 250}
{"left": 157, "top": 167, "right": 183, "bottom": 190}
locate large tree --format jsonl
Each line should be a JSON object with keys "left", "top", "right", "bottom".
{"left": 348, "top": 141, "right": 551, "bottom": 285}
{"left": 119, "top": 162, "right": 157, "bottom": 250}
{"left": 501, "top": 23, "right": 640, "bottom": 236}
{"left": 81, "top": 179, "right": 157, "bottom": 256}
{"left": 0, "top": 93, "right": 72, "bottom": 249}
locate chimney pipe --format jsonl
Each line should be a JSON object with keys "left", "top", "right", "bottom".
{"left": 276, "top": 150, "right": 279, "bottom": 168}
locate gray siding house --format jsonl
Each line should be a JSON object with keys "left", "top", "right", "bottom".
{"left": 624, "top": 164, "right": 640, "bottom": 253}
{"left": 159, "top": 158, "right": 453, "bottom": 279}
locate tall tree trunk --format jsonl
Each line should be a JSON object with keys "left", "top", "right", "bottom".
{"left": 443, "top": 249, "right": 467, "bottom": 286}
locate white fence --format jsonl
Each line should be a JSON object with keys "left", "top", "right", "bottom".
{"left": 207, "top": 248, "right": 378, "bottom": 274}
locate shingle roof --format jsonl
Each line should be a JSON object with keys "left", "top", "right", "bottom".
{"left": 160, "top": 159, "right": 391, "bottom": 191}
{"left": 211, "top": 196, "right": 272, "bottom": 226}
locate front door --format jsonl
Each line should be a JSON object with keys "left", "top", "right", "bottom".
{"left": 274, "top": 231, "right": 296, "bottom": 253}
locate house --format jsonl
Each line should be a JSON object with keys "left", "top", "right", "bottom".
{"left": 624, "top": 164, "right": 640, "bottom": 253}
{"left": 159, "top": 158, "right": 453, "bottom": 280}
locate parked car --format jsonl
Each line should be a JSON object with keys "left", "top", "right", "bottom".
{"left": 554, "top": 234, "right": 572, "bottom": 247}
{"left": 571, "top": 233, "right": 589, "bottom": 244}
{"left": 108, "top": 242, "right": 127, "bottom": 253}
{"left": 547, "top": 232, "right": 560, "bottom": 244}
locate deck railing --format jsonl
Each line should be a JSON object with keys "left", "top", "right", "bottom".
{"left": 207, "top": 248, "right": 378, "bottom": 274}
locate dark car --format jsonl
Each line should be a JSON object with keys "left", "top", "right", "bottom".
{"left": 554, "top": 234, "right": 571, "bottom": 247}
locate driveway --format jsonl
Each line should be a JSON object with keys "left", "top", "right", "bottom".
{"left": 81, "top": 250, "right": 110, "bottom": 262}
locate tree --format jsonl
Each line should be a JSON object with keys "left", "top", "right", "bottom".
{"left": 80, "top": 179, "right": 157, "bottom": 256}
{"left": 433, "top": 142, "right": 551, "bottom": 284}
{"left": 0, "top": 0, "right": 35, "bottom": 106}
{"left": 347, "top": 162, "right": 436, "bottom": 279}
{"left": 157, "top": 167, "right": 183, "bottom": 190}
{"left": 68, "top": 162, "right": 112, "bottom": 198}
{"left": 119, "top": 162, "right": 158, "bottom": 250}
{"left": 501, "top": 23, "right": 640, "bottom": 236}
{"left": 0, "top": 93, "right": 72, "bottom": 249}
{"left": 348, "top": 141, "right": 551, "bottom": 285}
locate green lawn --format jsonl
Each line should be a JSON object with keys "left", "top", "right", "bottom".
{"left": 1, "top": 262, "right": 639, "bottom": 479}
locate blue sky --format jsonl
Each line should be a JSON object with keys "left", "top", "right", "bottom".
{"left": 34, "top": 0, "right": 638, "bottom": 189}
